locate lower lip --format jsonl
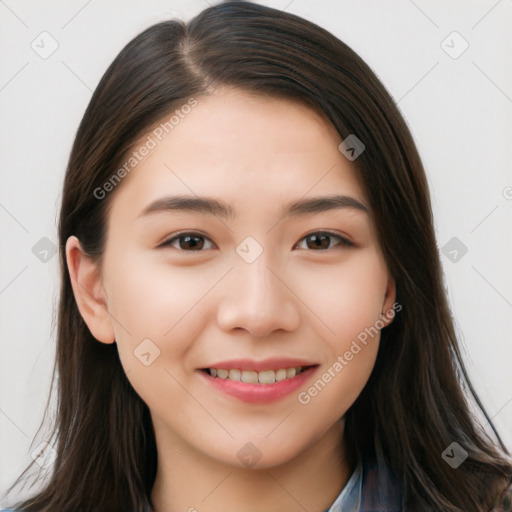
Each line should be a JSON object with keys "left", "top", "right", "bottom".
{"left": 198, "top": 367, "right": 318, "bottom": 404}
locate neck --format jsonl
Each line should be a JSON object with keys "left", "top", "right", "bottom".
{"left": 150, "top": 419, "right": 349, "bottom": 512}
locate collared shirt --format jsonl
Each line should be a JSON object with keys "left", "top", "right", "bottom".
{"left": 323, "top": 460, "right": 403, "bottom": 512}
{"left": 324, "top": 461, "right": 363, "bottom": 512}
{"left": 323, "top": 462, "right": 512, "bottom": 512}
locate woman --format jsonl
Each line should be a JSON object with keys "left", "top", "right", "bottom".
{"left": 4, "top": 1, "right": 511, "bottom": 511}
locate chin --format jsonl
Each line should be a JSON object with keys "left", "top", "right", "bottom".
{"left": 206, "top": 437, "right": 310, "bottom": 471}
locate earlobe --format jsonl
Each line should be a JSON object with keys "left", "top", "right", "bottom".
{"left": 65, "top": 236, "right": 116, "bottom": 344}
{"left": 381, "top": 277, "right": 397, "bottom": 326}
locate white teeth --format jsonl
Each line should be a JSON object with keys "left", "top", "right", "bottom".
{"left": 208, "top": 366, "right": 306, "bottom": 384}
{"left": 275, "top": 369, "right": 287, "bottom": 382}
{"left": 258, "top": 370, "right": 275, "bottom": 384}
{"left": 286, "top": 368, "right": 296, "bottom": 378}
{"left": 241, "top": 371, "right": 258, "bottom": 384}
{"left": 217, "top": 369, "right": 229, "bottom": 379}
{"left": 228, "top": 369, "right": 241, "bottom": 381}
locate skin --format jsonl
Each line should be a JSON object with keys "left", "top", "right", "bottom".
{"left": 66, "top": 87, "right": 396, "bottom": 512}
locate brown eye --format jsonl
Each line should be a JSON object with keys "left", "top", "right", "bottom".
{"left": 178, "top": 235, "right": 204, "bottom": 250}
{"left": 160, "top": 233, "right": 215, "bottom": 251}
{"left": 295, "top": 231, "right": 353, "bottom": 251}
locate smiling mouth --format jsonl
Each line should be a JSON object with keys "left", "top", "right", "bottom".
{"left": 200, "top": 365, "right": 316, "bottom": 385}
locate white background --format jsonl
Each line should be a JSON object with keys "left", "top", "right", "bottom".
{"left": 1, "top": 0, "right": 511, "bottom": 503}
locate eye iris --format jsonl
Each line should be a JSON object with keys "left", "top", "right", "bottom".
{"left": 180, "top": 235, "right": 204, "bottom": 250}
{"left": 306, "top": 233, "right": 330, "bottom": 250}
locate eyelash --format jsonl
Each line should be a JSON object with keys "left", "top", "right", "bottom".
{"left": 159, "top": 231, "right": 354, "bottom": 252}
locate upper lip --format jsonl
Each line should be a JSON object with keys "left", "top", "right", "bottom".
{"left": 200, "top": 358, "right": 318, "bottom": 372}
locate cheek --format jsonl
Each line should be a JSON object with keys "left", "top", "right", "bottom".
{"left": 102, "top": 251, "right": 216, "bottom": 371}
{"left": 299, "top": 297, "right": 380, "bottom": 413}
{"left": 293, "top": 251, "right": 388, "bottom": 345}
{"left": 291, "top": 253, "right": 387, "bottom": 412}
{"left": 101, "top": 251, "right": 225, "bottom": 414}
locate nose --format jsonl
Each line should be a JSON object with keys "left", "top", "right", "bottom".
{"left": 216, "top": 257, "right": 301, "bottom": 337}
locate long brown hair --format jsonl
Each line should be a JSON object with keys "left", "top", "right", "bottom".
{"left": 5, "top": 1, "right": 511, "bottom": 510}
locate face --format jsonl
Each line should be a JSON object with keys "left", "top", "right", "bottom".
{"left": 69, "top": 88, "right": 395, "bottom": 469}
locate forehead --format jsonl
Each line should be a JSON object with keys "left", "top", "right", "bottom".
{"left": 108, "top": 88, "right": 366, "bottom": 220}
{"left": 177, "top": 89, "right": 342, "bottom": 165}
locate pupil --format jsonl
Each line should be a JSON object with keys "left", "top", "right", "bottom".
{"left": 181, "top": 236, "right": 203, "bottom": 250}
{"left": 308, "top": 233, "right": 329, "bottom": 249}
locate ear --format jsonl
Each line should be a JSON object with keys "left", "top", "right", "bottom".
{"left": 65, "top": 236, "right": 115, "bottom": 344}
{"left": 381, "top": 276, "right": 398, "bottom": 327}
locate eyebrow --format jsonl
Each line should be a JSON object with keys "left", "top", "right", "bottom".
{"left": 138, "top": 194, "right": 369, "bottom": 220}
